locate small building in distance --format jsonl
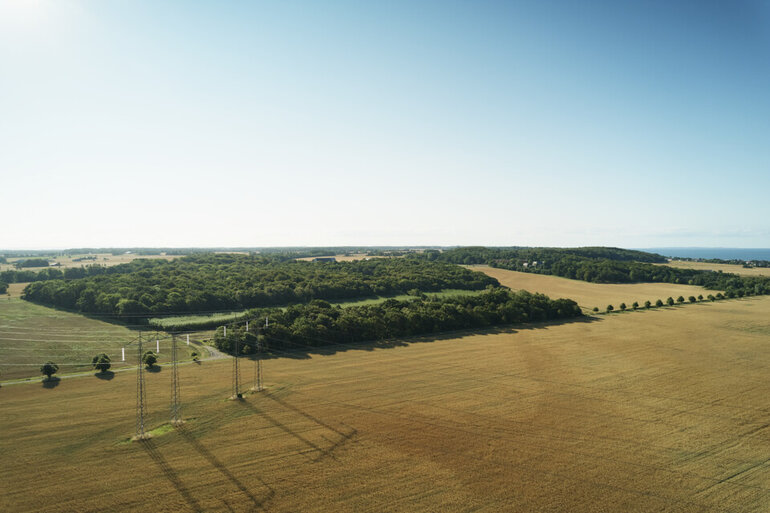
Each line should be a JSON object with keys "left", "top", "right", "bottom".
{"left": 311, "top": 257, "right": 337, "bottom": 263}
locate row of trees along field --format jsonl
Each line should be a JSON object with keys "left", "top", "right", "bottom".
{"left": 425, "top": 247, "right": 770, "bottom": 297}
{"left": 21, "top": 254, "right": 499, "bottom": 316}
{"left": 212, "top": 288, "right": 583, "bottom": 354}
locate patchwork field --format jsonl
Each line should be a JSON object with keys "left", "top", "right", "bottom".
{"left": 662, "top": 260, "right": 770, "bottom": 277}
{"left": 473, "top": 265, "right": 719, "bottom": 312}
{"left": 2, "top": 297, "right": 770, "bottom": 512}
{"left": 0, "top": 252, "right": 178, "bottom": 272}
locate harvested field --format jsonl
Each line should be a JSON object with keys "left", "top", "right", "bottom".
{"left": 295, "top": 253, "right": 389, "bottom": 262}
{"left": 473, "top": 265, "right": 718, "bottom": 312}
{"left": 661, "top": 260, "right": 770, "bottom": 277}
{"left": 2, "top": 297, "right": 770, "bottom": 512}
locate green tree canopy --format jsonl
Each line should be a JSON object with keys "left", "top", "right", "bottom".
{"left": 91, "top": 353, "right": 111, "bottom": 373}
{"left": 40, "top": 361, "right": 59, "bottom": 380}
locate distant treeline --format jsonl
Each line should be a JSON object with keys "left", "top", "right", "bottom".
{"left": 213, "top": 289, "right": 583, "bottom": 355}
{"left": 1, "top": 246, "right": 434, "bottom": 259}
{"left": 425, "top": 247, "right": 770, "bottom": 297}
{"left": 12, "top": 258, "right": 50, "bottom": 269}
{"left": 22, "top": 254, "right": 499, "bottom": 316}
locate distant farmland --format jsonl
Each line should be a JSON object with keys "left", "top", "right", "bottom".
{"left": 474, "top": 265, "right": 720, "bottom": 312}
{"left": 2, "top": 297, "right": 770, "bottom": 511}
{"left": 661, "top": 260, "right": 770, "bottom": 277}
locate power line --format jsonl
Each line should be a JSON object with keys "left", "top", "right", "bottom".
{"left": 136, "top": 334, "right": 147, "bottom": 440}
{"left": 170, "top": 334, "right": 181, "bottom": 425}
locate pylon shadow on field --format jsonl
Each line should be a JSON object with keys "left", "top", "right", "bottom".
{"left": 42, "top": 377, "right": 61, "bottom": 388}
{"left": 141, "top": 438, "right": 203, "bottom": 513}
{"left": 176, "top": 424, "right": 274, "bottom": 511}
{"left": 241, "top": 397, "right": 355, "bottom": 462}
{"left": 263, "top": 392, "right": 358, "bottom": 457}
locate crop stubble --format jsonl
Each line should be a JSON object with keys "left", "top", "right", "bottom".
{"left": 2, "top": 298, "right": 770, "bottom": 512}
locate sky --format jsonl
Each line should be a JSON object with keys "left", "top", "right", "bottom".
{"left": 1, "top": 0, "right": 769, "bottom": 249}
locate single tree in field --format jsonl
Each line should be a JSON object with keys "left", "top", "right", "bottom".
{"left": 716, "top": 292, "right": 724, "bottom": 299}
{"left": 666, "top": 297, "right": 675, "bottom": 306}
{"left": 708, "top": 294, "right": 715, "bottom": 301}
{"left": 644, "top": 300, "right": 651, "bottom": 309}
{"left": 632, "top": 301, "right": 639, "bottom": 310}
{"left": 677, "top": 296, "right": 685, "bottom": 304}
{"left": 41, "top": 361, "right": 59, "bottom": 381}
{"left": 606, "top": 304, "right": 614, "bottom": 313}
{"left": 91, "top": 353, "right": 111, "bottom": 373}
{"left": 619, "top": 303, "right": 627, "bottom": 311}
{"left": 191, "top": 351, "right": 200, "bottom": 362}
{"left": 656, "top": 299, "right": 664, "bottom": 307}
{"left": 688, "top": 296, "right": 697, "bottom": 303}
{"left": 592, "top": 306, "right": 599, "bottom": 313}
{"left": 142, "top": 351, "right": 158, "bottom": 368}
{"left": 697, "top": 294, "right": 703, "bottom": 301}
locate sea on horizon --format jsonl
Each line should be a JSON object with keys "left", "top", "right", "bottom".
{"left": 639, "top": 248, "right": 770, "bottom": 261}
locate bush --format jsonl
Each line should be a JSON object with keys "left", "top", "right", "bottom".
{"left": 142, "top": 351, "right": 158, "bottom": 367}
{"left": 688, "top": 296, "right": 696, "bottom": 303}
{"left": 632, "top": 301, "right": 639, "bottom": 310}
{"left": 655, "top": 299, "right": 664, "bottom": 307}
{"left": 666, "top": 297, "right": 675, "bottom": 306}
{"left": 40, "top": 361, "right": 59, "bottom": 380}
{"left": 606, "top": 304, "right": 614, "bottom": 313}
{"left": 91, "top": 353, "right": 111, "bottom": 373}
{"left": 619, "top": 303, "right": 626, "bottom": 311}
{"left": 592, "top": 306, "right": 599, "bottom": 313}
{"left": 644, "top": 300, "right": 651, "bottom": 309}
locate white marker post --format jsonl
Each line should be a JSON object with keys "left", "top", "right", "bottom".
{"left": 156, "top": 338, "right": 160, "bottom": 353}
{"left": 246, "top": 320, "right": 249, "bottom": 332}
{"left": 186, "top": 334, "right": 190, "bottom": 345}
{"left": 122, "top": 347, "right": 125, "bottom": 362}
{"left": 265, "top": 316, "right": 269, "bottom": 328}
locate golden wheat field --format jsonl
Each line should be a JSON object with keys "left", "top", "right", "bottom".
{"left": 2, "top": 297, "right": 770, "bottom": 512}
{"left": 662, "top": 260, "right": 770, "bottom": 277}
{"left": 474, "top": 265, "right": 719, "bottom": 312}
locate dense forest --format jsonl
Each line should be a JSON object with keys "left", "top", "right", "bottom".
{"left": 22, "top": 254, "right": 499, "bottom": 316}
{"left": 213, "top": 288, "right": 583, "bottom": 355}
{"left": 427, "top": 247, "right": 770, "bottom": 297}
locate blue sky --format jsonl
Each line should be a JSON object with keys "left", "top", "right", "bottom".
{"left": 1, "top": 0, "right": 768, "bottom": 249}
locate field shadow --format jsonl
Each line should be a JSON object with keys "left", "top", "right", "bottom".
{"left": 262, "top": 393, "right": 357, "bottom": 461}
{"left": 95, "top": 370, "right": 115, "bottom": 380}
{"left": 141, "top": 438, "right": 203, "bottom": 513}
{"left": 146, "top": 365, "right": 162, "bottom": 373}
{"left": 240, "top": 398, "right": 355, "bottom": 462}
{"left": 42, "top": 377, "right": 60, "bottom": 388}
{"left": 176, "top": 424, "right": 273, "bottom": 510}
